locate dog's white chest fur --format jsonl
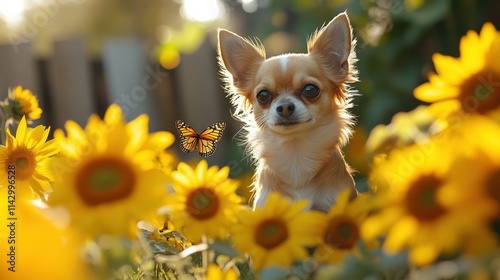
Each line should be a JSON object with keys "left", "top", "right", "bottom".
{"left": 249, "top": 120, "right": 348, "bottom": 211}
{"left": 265, "top": 135, "right": 321, "bottom": 187}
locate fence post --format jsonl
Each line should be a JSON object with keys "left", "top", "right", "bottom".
{"left": 48, "top": 37, "right": 95, "bottom": 129}
{"left": 102, "top": 36, "right": 167, "bottom": 132}
{"left": 174, "top": 37, "right": 230, "bottom": 164}
{"left": 0, "top": 42, "right": 46, "bottom": 125}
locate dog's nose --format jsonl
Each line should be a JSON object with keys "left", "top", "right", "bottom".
{"left": 276, "top": 102, "right": 295, "bottom": 117}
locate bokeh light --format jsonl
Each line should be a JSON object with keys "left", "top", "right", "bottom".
{"left": 180, "top": 0, "right": 226, "bottom": 23}
{"left": 159, "top": 46, "right": 181, "bottom": 70}
{"left": 0, "top": 0, "right": 26, "bottom": 27}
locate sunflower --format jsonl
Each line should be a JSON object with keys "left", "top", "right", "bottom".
{"left": 138, "top": 208, "right": 174, "bottom": 242}
{"left": 0, "top": 199, "right": 91, "bottom": 279}
{"left": 414, "top": 23, "right": 500, "bottom": 119}
{"left": 138, "top": 207, "right": 192, "bottom": 254}
{"left": 2, "top": 86, "right": 43, "bottom": 121}
{"left": 168, "top": 160, "right": 242, "bottom": 243}
{"left": 46, "top": 104, "right": 170, "bottom": 237}
{"left": 440, "top": 116, "right": 500, "bottom": 256}
{"left": 140, "top": 130, "right": 176, "bottom": 173}
{"left": 364, "top": 138, "right": 487, "bottom": 265}
{"left": 365, "top": 105, "right": 443, "bottom": 155}
{"left": 231, "top": 193, "right": 324, "bottom": 272}
{"left": 206, "top": 264, "right": 239, "bottom": 280}
{"left": 314, "top": 189, "right": 375, "bottom": 264}
{"left": 0, "top": 116, "right": 58, "bottom": 200}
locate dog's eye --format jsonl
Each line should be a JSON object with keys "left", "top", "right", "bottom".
{"left": 301, "top": 84, "right": 319, "bottom": 98}
{"left": 256, "top": 90, "right": 272, "bottom": 104}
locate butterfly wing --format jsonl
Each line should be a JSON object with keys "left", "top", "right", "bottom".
{"left": 175, "top": 120, "right": 199, "bottom": 154}
{"left": 197, "top": 122, "right": 226, "bottom": 157}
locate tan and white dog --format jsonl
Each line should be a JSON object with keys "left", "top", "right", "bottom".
{"left": 218, "top": 12, "right": 359, "bottom": 212}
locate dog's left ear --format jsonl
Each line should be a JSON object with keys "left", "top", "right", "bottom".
{"left": 307, "top": 12, "right": 353, "bottom": 83}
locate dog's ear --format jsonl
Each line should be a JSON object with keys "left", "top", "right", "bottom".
{"left": 307, "top": 12, "right": 355, "bottom": 83}
{"left": 218, "top": 29, "right": 266, "bottom": 94}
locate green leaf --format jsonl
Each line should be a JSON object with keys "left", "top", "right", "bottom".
{"left": 259, "top": 267, "right": 289, "bottom": 280}
{"left": 208, "top": 240, "right": 241, "bottom": 257}
{"left": 392, "top": 0, "right": 452, "bottom": 26}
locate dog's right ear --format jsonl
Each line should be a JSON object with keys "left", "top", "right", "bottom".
{"left": 217, "top": 29, "right": 266, "bottom": 94}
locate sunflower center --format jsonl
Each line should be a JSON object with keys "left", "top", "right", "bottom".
{"left": 185, "top": 187, "right": 220, "bottom": 220}
{"left": 489, "top": 214, "right": 500, "bottom": 239}
{"left": 324, "top": 216, "right": 359, "bottom": 249}
{"left": 8, "top": 148, "right": 36, "bottom": 180}
{"left": 485, "top": 169, "right": 500, "bottom": 203}
{"left": 76, "top": 157, "right": 136, "bottom": 206}
{"left": 405, "top": 174, "right": 446, "bottom": 221}
{"left": 16, "top": 157, "right": 29, "bottom": 169}
{"left": 255, "top": 218, "right": 289, "bottom": 249}
{"left": 461, "top": 72, "right": 500, "bottom": 114}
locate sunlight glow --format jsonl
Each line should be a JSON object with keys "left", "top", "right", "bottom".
{"left": 0, "top": 0, "right": 26, "bottom": 27}
{"left": 240, "top": 0, "right": 258, "bottom": 13}
{"left": 180, "top": 0, "right": 225, "bottom": 23}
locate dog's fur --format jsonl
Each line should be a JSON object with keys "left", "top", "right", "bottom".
{"left": 217, "top": 12, "right": 359, "bottom": 212}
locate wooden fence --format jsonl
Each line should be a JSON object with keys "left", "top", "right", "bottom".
{"left": 0, "top": 36, "right": 245, "bottom": 169}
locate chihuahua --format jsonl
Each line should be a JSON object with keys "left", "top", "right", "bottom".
{"left": 217, "top": 12, "right": 359, "bottom": 212}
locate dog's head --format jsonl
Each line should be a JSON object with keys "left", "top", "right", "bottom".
{"left": 218, "top": 12, "right": 357, "bottom": 137}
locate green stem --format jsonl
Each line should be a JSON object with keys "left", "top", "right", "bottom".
{"left": 202, "top": 235, "right": 209, "bottom": 273}
{"left": 0, "top": 106, "right": 6, "bottom": 146}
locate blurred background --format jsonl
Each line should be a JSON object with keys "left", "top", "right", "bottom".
{"left": 0, "top": 0, "right": 499, "bottom": 188}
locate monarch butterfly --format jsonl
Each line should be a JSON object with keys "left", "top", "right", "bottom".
{"left": 175, "top": 120, "right": 226, "bottom": 157}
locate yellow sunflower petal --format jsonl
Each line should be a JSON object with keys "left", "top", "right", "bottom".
{"left": 28, "top": 107, "right": 42, "bottom": 119}
{"left": 224, "top": 267, "right": 239, "bottom": 280}
{"left": 104, "top": 104, "right": 124, "bottom": 124}
{"left": 16, "top": 116, "right": 28, "bottom": 143}
{"left": 460, "top": 30, "right": 484, "bottom": 73}
{"left": 36, "top": 139, "right": 59, "bottom": 157}
{"left": 126, "top": 114, "right": 149, "bottom": 153}
{"left": 172, "top": 163, "right": 198, "bottom": 189}
{"left": 66, "top": 120, "right": 87, "bottom": 143}
{"left": 290, "top": 212, "right": 324, "bottom": 245}
{"left": 196, "top": 160, "right": 209, "bottom": 182}
{"left": 106, "top": 122, "right": 130, "bottom": 154}
{"left": 212, "top": 166, "right": 230, "bottom": 183}
{"left": 28, "top": 176, "right": 50, "bottom": 199}
{"left": 33, "top": 126, "right": 51, "bottom": 150}
{"left": 383, "top": 216, "right": 418, "bottom": 254}
{"left": 206, "top": 264, "right": 223, "bottom": 279}
{"left": 249, "top": 247, "right": 267, "bottom": 271}
{"left": 487, "top": 36, "right": 500, "bottom": 75}
{"left": 85, "top": 114, "right": 105, "bottom": 145}
{"left": 26, "top": 126, "right": 47, "bottom": 149}
{"left": 145, "top": 131, "right": 175, "bottom": 150}
{"left": 362, "top": 207, "right": 403, "bottom": 240}
{"left": 330, "top": 188, "right": 351, "bottom": 214}
{"left": 414, "top": 80, "right": 460, "bottom": 103}
{"left": 409, "top": 242, "right": 440, "bottom": 266}
{"left": 427, "top": 100, "right": 461, "bottom": 116}
{"left": 5, "top": 129, "right": 16, "bottom": 149}
{"left": 349, "top": 193, "right": 371, "bottom": 218}
{"left": 284, "top": 201, "right": 316, "bottom": 221}
{"left": 479, "top": 22, "right": 498, "bottom": 52}
{"left": 182, "top": 161, "right": 199, "bottom": 180}
{"left": 465, "top": 224, "right": 498, "bottom": 255}
{"left": 432, "top": 53, "right": 468, "bottom": 84}
{"left": 262, "top": 192, "right": 283, "bottom": 215}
